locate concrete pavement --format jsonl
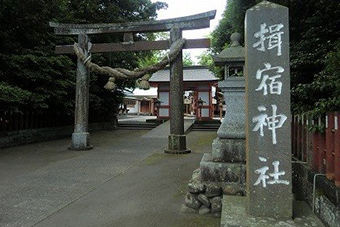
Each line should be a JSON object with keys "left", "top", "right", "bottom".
{"left": 141, "top": 119, "right": 195, "bottom": 139}
{"left": 0, "top": 128, "right": 220, "bottom": 227}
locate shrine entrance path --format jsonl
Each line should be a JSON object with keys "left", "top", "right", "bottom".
{"left": 0, "top": 128, "right": 219, "bottom": 227}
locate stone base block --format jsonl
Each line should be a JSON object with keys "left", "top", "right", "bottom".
{"left": 220, "top": 195, "right": 325, "bottom": 227}
{"left": 211, "top": 138, "right": 245, "bottom": 162}
{"left": 165, "top": 134, "right": 191, "bottom": 154}
{"left": 69, "top": 132, "right": 93, "bottom": 151}
{"left": 200, "top": 153, "right": 245, "bottom": 183}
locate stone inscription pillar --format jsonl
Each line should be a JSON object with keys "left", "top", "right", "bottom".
{"left": 245, "top": 1, "right": 292, "bottom": 218}
{"left": 165, "top": 27, "right": 190, "bottom": 154}
{"left": 69, "top": 33, "right": 93, "bottom": 150}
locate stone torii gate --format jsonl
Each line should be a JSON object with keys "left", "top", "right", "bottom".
{"left": 50, "top": 10, "right": 216, "bottom": 153}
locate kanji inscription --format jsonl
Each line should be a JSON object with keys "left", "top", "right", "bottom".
{"left": 245, "top": 1, "right": 292, "bottom": 218}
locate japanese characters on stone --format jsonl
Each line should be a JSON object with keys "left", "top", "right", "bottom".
{"left": 252, "top": 22, "right": 289, "bottom": 188}
{"left": 252, "top": 22, "right": 287, "bottom": 145}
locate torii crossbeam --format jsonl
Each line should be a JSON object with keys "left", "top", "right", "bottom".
{"left": 50, "top": 10, "right": 216, "bottom": 152}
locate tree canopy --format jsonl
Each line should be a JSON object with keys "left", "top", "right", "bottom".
{"left": 207, "top": 0, "right": 340, "bottom": 116}
{"left": 0, "top": 0, "right": 167, "bottom": 114}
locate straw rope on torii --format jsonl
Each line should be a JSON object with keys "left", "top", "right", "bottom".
{"left": 73, "top": 38, "right": 186, "bottom": 91}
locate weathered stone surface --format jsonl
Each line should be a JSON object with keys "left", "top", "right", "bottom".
{"left": 165, "top": 27, "right": 191, "bottom": 154}
{"left": 200, "top": 153, "right": 244, "bottom": 183}
{"left": 212, "top": 138, "right": 245, "bottom": 162}
{"left": 197, "top": 194, "right": 211, "bottom": 207}
{"left": 210, "top": 196, "right": 222, "bottom": 212}
{"left": 184, "top": 193, "right": 201, "bottom": 209}
{"left": 210, "top": 196, "right": 222, "bottom": 203}
{"left": 245, "top": 1, "right": 292, "bottom": 219}
{"left": 187, "top": 182, "right": 205, "bottom": 194}
{"left": 205, "top": 184, "right": 222, "bottom": 198}
{"left": 70, "top": 33, "right": 92, "bottom": 151}
{"left": 165, "top": 134, "right": 190, "bottom": 154}
{"left": 217, "top": 77, "right": 245, "bottom": 139}
{"left": 181, "top": 204, "right": 197, "bottom": 214}
{"left": 212, "top": 212, "right": 221, "bottom": 217}
{"left": 191, "top": 168, "right": 202, "bottom": 182}
{"left": 222, "top": 183, "right": 246, "bottom": 196}
{"left": 315, "top": 195, "right": 340, "bottom": 227}
{"left": 221, "top": 195, "right": 325, "bottom": 227}
{"left": 198, "top": 206, "right": 211, "bottom": 215}
{"left": 70, "top": 132, "right": 92, "bottom": 150}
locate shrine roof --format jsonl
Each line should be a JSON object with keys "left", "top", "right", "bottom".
{"left": 149, "top": 66, "right": 218, "bottom": 83}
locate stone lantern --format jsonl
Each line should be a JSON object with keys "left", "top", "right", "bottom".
{"left": 214, "top": 33, "right": 245, "bottom": 79}
{"left": 212, "top": 33, "right": 245, "bottom": 146}
{"left": 199, "top": 33, "right": 246, "bottom": 190}
{"left": 181, "top": 33, "right": 247, "bottom": 216}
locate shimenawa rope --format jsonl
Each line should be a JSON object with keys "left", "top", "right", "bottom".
{"left": 73, "top": 39, "right": 186, "bottom": 90}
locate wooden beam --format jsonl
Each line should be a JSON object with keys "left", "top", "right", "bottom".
{"left": 55, "top": 38, "right": 210, "bottom": 54}
{"left": 49, "top": 10, "right": 216, "bottom": 35}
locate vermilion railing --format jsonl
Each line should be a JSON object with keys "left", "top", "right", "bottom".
{"left": 292, "top": 112, "right": 340, "bottom": 187}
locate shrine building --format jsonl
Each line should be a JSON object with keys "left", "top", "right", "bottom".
{"left": 149, "top": 66, "right": 218, "bottom": 120}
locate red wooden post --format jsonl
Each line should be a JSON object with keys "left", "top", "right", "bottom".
{"left": 302, "top": 114, "right": 307, "bottom": 162}
{"left": 306, "top": 116, "right": 313, "bottom": 167}
{"left": 316, "top": 117, "right": 326, "bottom": 173}
{"left": 312, "top": 130, "right": 319, "bottom": 171}
{"left": 334, "top": 112, "right": 340, "bottom": 187}
{"left": 311, "top": 118, "right": 319, "bottom": 171}
{"left": 326, "top": 112, "right": 335, "bottom": 180}
{"left": 319, "top": 132, "right": 326, "bottom": 173}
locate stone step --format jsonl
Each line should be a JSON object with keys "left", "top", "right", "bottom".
{"left": 191, "top": 124, "right": 220, "bottom": 131}
{"left": 117, "top": 123, "right": 158, "bottom": 130}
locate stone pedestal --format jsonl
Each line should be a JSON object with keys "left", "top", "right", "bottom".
{"left": 199, "top": 76, "right": 246, "bottom": 184}
{"left": 220, "top": 196, "right": 325, "bottom": 227}
{"left": 200, "top": 153, "right": 245, "bottom": 183}
{"left": 212, "top": 138, "right": 245, "bottom": 163}
{"left": 165, "top": 134, "right": 191, "bottom": 154}
{"left": 70, "top": 132, "right": 92, "bottom": 150}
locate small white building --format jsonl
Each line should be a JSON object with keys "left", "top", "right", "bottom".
{"left": 122, "top": 87, "right": 157, "bottom": 115}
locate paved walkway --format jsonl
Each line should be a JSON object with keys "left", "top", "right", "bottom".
{"left": 0, "top": 128, "right": 220, "bottom": 227}
{"left": 141, "top": 119, "right": 195, "bottom": 139}
{"left": 117, "top": 114, "right": 157, "bottom": 123}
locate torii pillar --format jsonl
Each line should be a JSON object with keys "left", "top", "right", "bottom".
{"left": 70, "top": 33, "right": 93, "bottom": 150}
{"left": 165, "top": 27, "right": 191, "bottom": 154}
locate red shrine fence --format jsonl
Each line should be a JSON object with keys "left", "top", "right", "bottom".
{"left": 292, "top": 111, "right": 340, "bottom": 188}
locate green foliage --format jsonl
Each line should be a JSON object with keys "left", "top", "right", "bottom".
{"left": 183, "top": 52, "right": 194, "bottom": 67}
{"left": 0, "top": 0, "right": 167, "bottom": 115}
{"left": 288, "top": 0, "right": 340, "bottom": 116}
{"left": 197, "top": 51, "right": 223, "bottom": 79}
{"left": 204, "top": 0, "right": 255, "bottom": 79}
{"left": 211, "top": 0, "right": 254, "bottom": 54}
{"left": 209, "top": 0, "right": 340, "bottom": 116}
{"left": 292, "top": 40, "right": 340, "bottom": 116}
